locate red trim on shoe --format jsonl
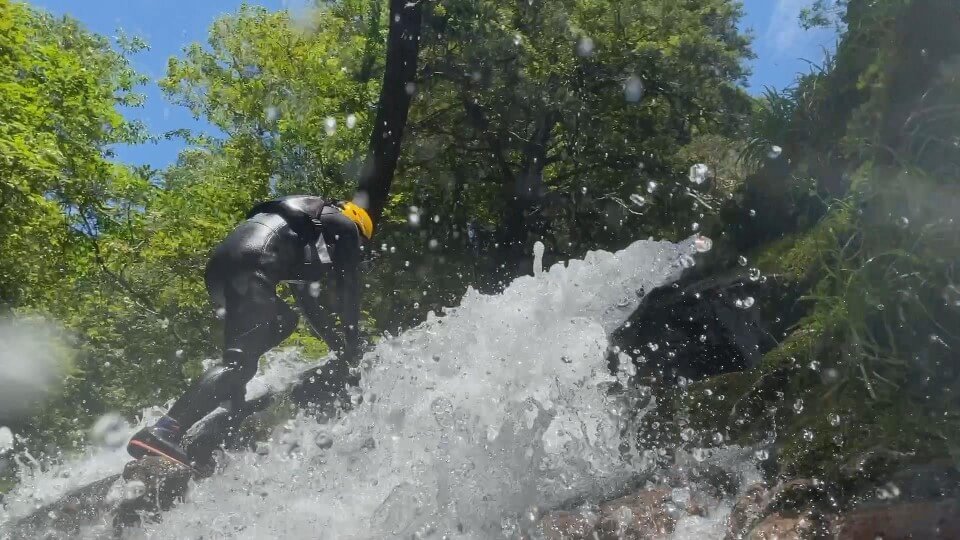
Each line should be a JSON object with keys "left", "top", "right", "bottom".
{"left": 128, "top": 439, "right": 193, "bottom": 470}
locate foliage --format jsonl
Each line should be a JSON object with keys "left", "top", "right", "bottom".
{"left": 676, "top": 0, "right": 960, "bottom": 489}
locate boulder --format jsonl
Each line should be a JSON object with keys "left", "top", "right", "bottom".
{"left": 725, "top": 483, "right": 770, "bottom": 540}
{"left": 596, "top": 487, "right": 676, "bottom": 539}
{"left": 746, "top": 512, "right": 821, "bottom": 540}
{"left": 831, "top": 499, "right": 960, "bottom": 539}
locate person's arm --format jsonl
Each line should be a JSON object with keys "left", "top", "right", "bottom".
{"left": 290, "top": 283, "right": 345, "bottom": 355}
{"left": 336, "top": 243, "right": 362, "bottom": 365}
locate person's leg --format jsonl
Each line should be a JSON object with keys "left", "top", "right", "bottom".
{"left": 168, "top": 272, "right": 298, "bottom": 426}
{"left": 128, "top": 272, "right": 297, "bottom": 463}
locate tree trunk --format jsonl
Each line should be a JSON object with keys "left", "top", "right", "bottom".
{"left": 500, "top": 110, "right": 557, "bottom": 271}
{"left": 353, "top": 0, "right": 425, "bottom": 229}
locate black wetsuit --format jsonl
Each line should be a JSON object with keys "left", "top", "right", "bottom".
{"left": 160, "top": 196, "right": 363, "bottom": 431}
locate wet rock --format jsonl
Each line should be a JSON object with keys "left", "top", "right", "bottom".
{"left": 609, "top": 264, "right": 797, "bottom": 385}
{"left": 746, "top": 512, "right": 821, "bottom": 540}
{"left": 538, "top": 509, "right": 600, "bottom": 539}
{"left": 691, "top": 463, "right": 740, "bottom": 498}
{"left": 764, "top": 478, "right": 826, "bottom": 514}
{"left": 6, "top": 473, "right": 122, "bottom": 538}
{"left": 725, "top": 483, "right": 769, "bottom": 540}
{"left": 831, "top": 499, "right": 960, "bottom": 539}
{"left": 114, "top": 456, "right": 193, "bottom": 527}
{"left": 597, "top": 487, "right": 676, "bottom": 539}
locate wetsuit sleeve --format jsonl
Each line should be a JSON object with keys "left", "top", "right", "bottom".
{"left": 290, "top": 283, "right": 345, "bottom": 354}
{"left": 336, "top": 238, "right": 362, "bottom": 365}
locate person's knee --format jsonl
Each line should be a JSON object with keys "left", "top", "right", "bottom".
{"left": 224, "top": 348, "right": 260, "bottom": 385}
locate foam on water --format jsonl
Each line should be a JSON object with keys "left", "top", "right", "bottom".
{"left": 4, "top": 237, "right": 749, "bottom": 539}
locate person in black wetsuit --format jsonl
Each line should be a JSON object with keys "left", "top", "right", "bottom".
{"left": 127, "top": 195, "right": 374, "bottom": 466}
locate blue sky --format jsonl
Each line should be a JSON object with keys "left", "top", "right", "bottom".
{"left": 28, "top": 0, "right": 837, "bottom": 170}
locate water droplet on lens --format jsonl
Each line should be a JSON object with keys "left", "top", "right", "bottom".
{"left": 315, "top": 431, "right": 334, "bottom": 449}
{"left": 624, "top": 75, "right": 644, "bottom": 102}
{"left": 689, "top": 164, "right": 710, "bottom": 185}
{"left": 90, "top": 413, "right": 127, "bottom": 449}
{"left": 123, "top": 480, "right": 146, "bottom": 500}
{"left": 576, "top": 36, "right": 594, "bottom": 57}
{"left": 693, "top": 236, "right": 712, "bottom": 253}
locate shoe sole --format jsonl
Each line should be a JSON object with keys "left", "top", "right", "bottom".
{"left": 128, "top": 439, "right": 193, "bottom": 470}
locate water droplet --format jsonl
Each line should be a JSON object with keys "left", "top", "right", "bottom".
{"left": 768, "top": 145, "right": 783, "bottom": 159}
{"left": 265, "top": 106, "right": 279, "bottom": 123}
{"left": 712, "top": 432, "right": 724, "bottom": 444}
{"left": 689, "top": 163, "right": 710, "bottom": 185}
{"left": 624, "top": 75, "right": 644, "bottom": 103}
{"left": 699, "top": 334, "right": 707, "bottom": 343}
{"left": 735, "top": 297, "right": 755, "bottom": 309}
{"left": 0, "top": 426, "right": 13, "bottom": 452}
{"left": 413, "top": 302, "right": 420, "bottom": 309}
{"left": 629, "top": 193, "right": 646, "bottom": 207}
{"left": 803, "top": 429, "right": 814, "bottom": 442}
{"left": 647, "top": 181, "right": 658, "bottom": 194}
{"left": 405, "top": 260, "right": 411, "bottom": 268}
{"left": 647, "top": 342, "right": 659, "bottom": 352}
{"left": 942, "top": 285, "right": 960, "bottom": 308}
{"left": 314, "top": 431, "right": 334, "bottom": 449}
{"left": 693, "top": 235, "right": 713, "bottom": 253}
{"left": 390, "top": 246, "right": 397, "bottom": 254}
{"left": 691, "top": 222, "right": 700, "bottom": 231}
{"left": 793, "top": 399, "right": 804, "bottom": 414}
{"left": 829, "top": 414, "right": 841, "bottom": 427}
{"left": 896, "top": 216, "right": 909, "bottom": 228}
{"left": 123, "top": 480, "right": 146, "bottom": 500}
{"left": 408, "top": 206, "right": 421, "bottom": 226}
{"left": 738, "top": 256, "right": 748, "bottom": 266}
{"left": 576, "top": 36, "right": 594, "bottom": 57}
{"left": 692, "top": 448, "right": 709, "bottom": 462}
{"left": 309, "top": 282, "right": 322, "bottom": 298}
{"left": 324, "top": 116, "right": 337, "bottom": 135}
{"left": 749, "top": 209, "right": 757, "bottom": 217}
{"left": 876, "top": 304, "right": 885, "bottom": 311}
{"left": 754, "top": 449, "right": 769, "bottom": 461}
{"left": 680, "top": 427, "right": 696, "bottom": 442}
{"left": 428, "top": 239, "right": 439, "bottom": 250}
{"left": 346, "top": 113, "right": 357, "bottom": 129}
{"left": 215, "top": 307, "right": 226, "bottom": 319}
{"left": 90, "top": 413, "right": 127, "bottom": 449}
{"left": 514, "top": 34, "right": 522, "bottom": 45}
{"left": 749, "top": 268, "right": 761, "bottom": 281}
{"left": 809, "top": 360, "right": 820, "bottom": 371}
{"left": 581, "top": 186, "right": 588, "bottom": 195}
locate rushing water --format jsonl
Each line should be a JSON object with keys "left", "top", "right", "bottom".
{"left": 2, "top": 237, "right": 761, "bottom": 539}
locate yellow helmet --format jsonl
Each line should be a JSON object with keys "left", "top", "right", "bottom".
{"left": 340, "top": 201, "right": 374, "bottom": 240}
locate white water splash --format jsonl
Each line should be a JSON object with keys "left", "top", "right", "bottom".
{"left": 2, "top": 237, "right": 742, "bottom": 539}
